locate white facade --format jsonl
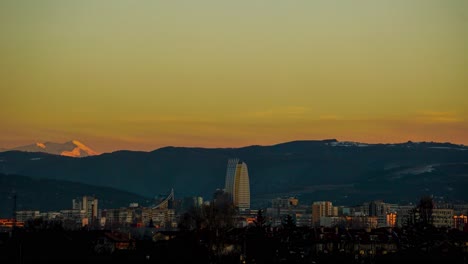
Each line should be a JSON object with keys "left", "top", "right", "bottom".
{"left": 432, "top": 208, "right": 454, "bottom": 228}
{"left": 225, "top": 159, "right": 250, "bottom": 211}
{"left": 15, "top": 210, "right": 41, "bottom": 222}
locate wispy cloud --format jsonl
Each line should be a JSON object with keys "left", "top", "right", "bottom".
{"left": 250, "top": 106, "right": 309, "bottom": 118}
{"left": 318, "top": 115, "right": 341, "bottom": 121}
{"left": 415, "top": 111, "right": 463, "bottom": 123}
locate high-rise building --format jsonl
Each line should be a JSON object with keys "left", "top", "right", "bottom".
{"left": 369, "top": 200, "right": 388, "bottom": 217}
{"left": 82, "top": 196, "right": 98, "bottom": 220}
{"left": 224, "top": 158, "right": 250, "bottom": 211}
{"left": 312, "top": 201, "right": 334, "bottom": 226}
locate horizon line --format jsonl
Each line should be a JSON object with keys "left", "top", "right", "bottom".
{"left": 2, "top": 138, "right": 466, "bottom": 155}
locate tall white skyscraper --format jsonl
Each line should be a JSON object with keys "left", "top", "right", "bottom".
{"left": 224, "top": 158, "right": 250, "bottom": 211}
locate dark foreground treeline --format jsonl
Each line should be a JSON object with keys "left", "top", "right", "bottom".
{"left": 1, "top": 223, "right": 467, "bottom": 264}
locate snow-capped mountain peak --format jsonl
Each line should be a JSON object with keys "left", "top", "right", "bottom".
{"left": 61, "top": 140, "right": 99, "bottom": 157}
{"left": 2, "top": 140, "right": 99, "bottom": 157}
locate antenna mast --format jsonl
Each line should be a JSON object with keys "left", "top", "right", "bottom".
{"left": 12, "top": 191, "right": 17, "bottom": 227}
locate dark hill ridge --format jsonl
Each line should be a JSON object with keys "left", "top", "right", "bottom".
{"left": 0, "top": 140, "right": 467, "bottom": 207}
{"left": 0, "top": 173, "right": 151, "bottom": 218}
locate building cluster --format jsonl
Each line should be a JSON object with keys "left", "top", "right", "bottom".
{"left": 6, "top": 159, "right": 468, "bottom": 233}
{"left": 14, "top": 191, "right": 178, "bottom": 230}
{"left": 104, "top": 189, "right": 177, "bottom": 229}
{"left": 15, "top": 196, "right": 100, "bottom": 228}
{"left": 265, "top": 196, "right": 468, "bottom": 230}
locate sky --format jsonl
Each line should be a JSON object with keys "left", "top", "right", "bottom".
{"left": 1, "top": 0, "right": 467, "bottom": 153}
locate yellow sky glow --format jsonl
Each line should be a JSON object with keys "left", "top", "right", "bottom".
{"left": 1, "top": 0, "right": 467, "bottom": 153}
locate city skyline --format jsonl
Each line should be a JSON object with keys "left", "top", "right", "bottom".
{"left": 1, "top": 1, "right": 467, "bottom": 153}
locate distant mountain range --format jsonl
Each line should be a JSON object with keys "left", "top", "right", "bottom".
{"left": 0, "top": 139, "right": 467, "bottom": 209}
{"left": 0, "top": 140, "right": 98, "bottom": 157}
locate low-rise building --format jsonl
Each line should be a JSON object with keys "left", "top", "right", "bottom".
{"left": 432, "top": 208, "right": 453, "bottom": 228}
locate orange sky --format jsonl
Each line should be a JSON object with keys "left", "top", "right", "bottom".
{"left": 1, "top": 1, "right": 467, "bottom": 153}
